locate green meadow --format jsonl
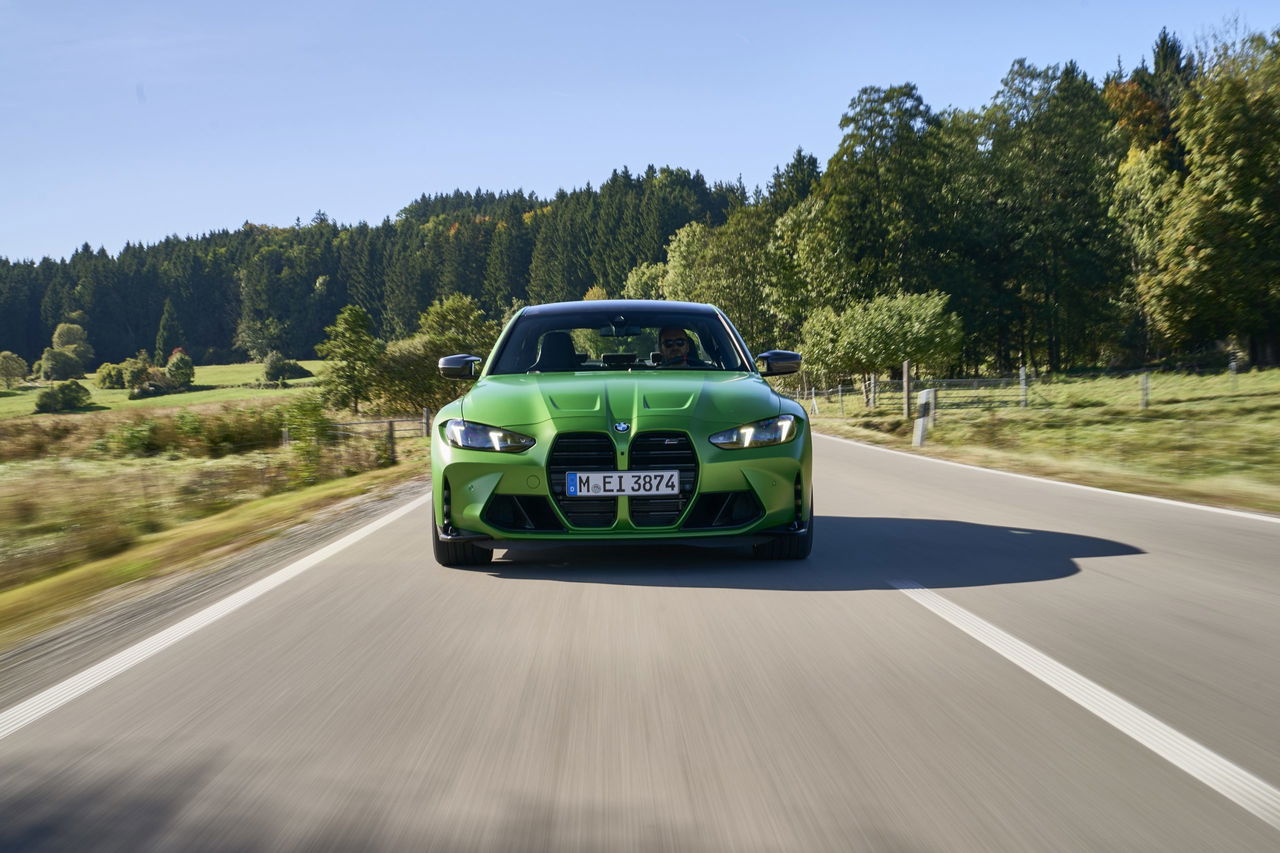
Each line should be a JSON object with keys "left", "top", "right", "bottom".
{"left": 0, "top": 361, "right": 324, "bottom": 420}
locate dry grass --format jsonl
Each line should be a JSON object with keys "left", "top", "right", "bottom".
{"left": 0, "top": 437, "right": 419, "bottom": 595}
{"left": 0, "top": 401, "right": 292, "bottom": 461}
{"left": 0, "top": 450, "right": 427, "bottom": 650}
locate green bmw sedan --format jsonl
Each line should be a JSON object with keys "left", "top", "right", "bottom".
{"left": 430, "top": 300, "right": 812, "bottom": 566}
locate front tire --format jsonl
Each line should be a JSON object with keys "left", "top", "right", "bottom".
{"left": 753, "top": 502, "right": 814, "bottom": 561}
{"left": 432, "top": 517, "right": 493, "bottom": 567}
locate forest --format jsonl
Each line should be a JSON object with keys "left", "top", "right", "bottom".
{"left": 2, "top": 28, "right": 1278, "bottom": 377}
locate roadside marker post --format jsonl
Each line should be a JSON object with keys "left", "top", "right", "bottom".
{"left": 912, "top": 388, "right": 936, "bottom": 447}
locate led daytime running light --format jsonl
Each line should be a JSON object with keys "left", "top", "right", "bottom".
{"left": 708, "top": 414, "right": 797, "bottom": 449}
{"left": 443, "top": 418, "right": 535, "bottom": 452}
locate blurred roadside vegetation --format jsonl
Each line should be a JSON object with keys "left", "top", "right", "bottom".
{"left": 0, "top": 450, "right": 427, "bottom": 650}
{"left": 0, "top": 393, "right": 418, "bottom": 604}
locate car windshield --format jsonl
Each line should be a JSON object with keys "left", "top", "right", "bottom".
{"left": 489, "top": 309, "right": 751, "bottom": 375}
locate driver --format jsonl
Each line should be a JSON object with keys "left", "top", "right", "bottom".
{"left": 657, "top": 327, "right": 711, "bottom": 368}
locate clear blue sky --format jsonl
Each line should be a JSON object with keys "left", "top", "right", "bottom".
{"left": 2, "top": 0, "right": 1274, "bottom": 262}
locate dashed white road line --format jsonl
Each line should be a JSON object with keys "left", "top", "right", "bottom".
{"left": 0, "top": 493, "right": 432, "bottom": 743}
{"left": 892, "top": 579, "right": 1280, "bottom": 832}
{"left": 815, "top": 432, "right": 1280, "bottom": 525}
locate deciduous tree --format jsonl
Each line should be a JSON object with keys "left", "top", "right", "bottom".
{"left": 0, "top": 351, "right": 28, "bottom": 388}
{"left": 316, "top": 305, "right": 385, "bottom": 414}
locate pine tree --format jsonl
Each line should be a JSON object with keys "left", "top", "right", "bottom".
{"left": 154, "top": 297, "right": 184, "bottom": 362}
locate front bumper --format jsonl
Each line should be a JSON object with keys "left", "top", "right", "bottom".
{"left": 432, "top": 425, "right": 810, "bottom": 544}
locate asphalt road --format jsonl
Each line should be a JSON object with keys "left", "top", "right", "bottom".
{"left": 1, "top": 434, "right": 1278, "bottom": 852}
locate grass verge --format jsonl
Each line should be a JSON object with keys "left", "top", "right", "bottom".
{"left": 812, "top": 402, "right": 1280, "bottom": 516}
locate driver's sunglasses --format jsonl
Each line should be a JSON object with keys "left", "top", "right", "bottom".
{"left": 662, "top": 338, "right": 688, "bottom": 347}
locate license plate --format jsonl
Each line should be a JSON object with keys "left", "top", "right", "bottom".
{"left": 566, "top": 470, "right": 679, "bottom": 497}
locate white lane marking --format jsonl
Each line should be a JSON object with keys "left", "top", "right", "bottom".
{"left": 892, "top": 579, "right": 1280, "bottom": 832}
{"left": 0, "top": 492, "right": 432, "bottom": 743}
{"left": 815, "top": 432, "right": 1280, "bottom": 526}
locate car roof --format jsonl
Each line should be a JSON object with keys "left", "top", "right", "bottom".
{"left": 518, "top": 299, "right": 721, "bottom": 318}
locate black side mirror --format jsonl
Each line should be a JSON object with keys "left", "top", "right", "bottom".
{"left": 756, "top": 350, "right": 802, "bottom": 377}
{"left": 439, "top": 354, "right": 482, "bottom": 379}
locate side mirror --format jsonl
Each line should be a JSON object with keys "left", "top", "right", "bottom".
{"left": 756, "top": 350, "right": 802, "bottom": 377}
{"left": 439, "top": 354, "right": 482, "bottom": 380}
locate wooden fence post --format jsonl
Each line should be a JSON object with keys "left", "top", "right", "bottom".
{"left": 386, "top": 420, "right": 397, "bottom": 464}
{"left": 902, "top": 360, "right": 912, "bottom": 419}
{"left": 1020, "top": 366, "right": 1028, "bottom": 408}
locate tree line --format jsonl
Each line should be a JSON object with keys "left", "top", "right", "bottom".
{"left": 1, "top": 27, "right": 1277, "bottom": 378}
{"left": 0, "top": 168, "right": 739, "bottom": 370}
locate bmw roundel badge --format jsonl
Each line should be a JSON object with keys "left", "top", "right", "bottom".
{"left": 613, "top": 421, "right": 631, "bottom": 433}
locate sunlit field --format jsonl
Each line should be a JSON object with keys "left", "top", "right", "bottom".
{"left": 0, "top": 361, "right": 324, "bottom": 420}
{"left": 810, "top": 368, "right": 1280, "bottom": 514}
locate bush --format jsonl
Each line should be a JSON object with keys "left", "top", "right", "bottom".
{"left": 0, "top": 351, "right": 28, "bottom": 388}
{"left": 128, "top": 368, "right": 179, "bottom": 399}
{"left": 96, "top": 363, "right": 126, "bottom": 389}
{"left": 174, "top": 410, "right": 205, "bottom": 442}
{"left": 166, "top": 352, "right": 196, "bottom": 388}
{"left": 285, "top": 394, "right": 333, "bottom": 485}
{"left": 39, "top": 347, "right": 84, "bottom": 381}
{"left": 33, "top": 387, "right": 60, "bottom": 414}
{"left": 60, "top": 379, "right": 92, "bottom": 410}
{"left": 263, "top": 351, "right": 313, "bottom": 382}
{"left": 199, "top": 406, "right": 285, "bottom": 457}
{"left": 34, "top": 380, "right": 92, "bottom": 413}
{"left": 107, "top": 419, "right": 165, "bottom": 456}
{"left": 120, "top": 352, "right": 152, "bottom": 389}
{"left": 98, "top": 405, "right": 286, "bottom": 458}
{"left": 52, "top": 323, "right": 94, "bottom": 365}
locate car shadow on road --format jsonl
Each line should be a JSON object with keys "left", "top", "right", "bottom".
{"left": 481, "top": 516, "right": 1144, "bottom": 591}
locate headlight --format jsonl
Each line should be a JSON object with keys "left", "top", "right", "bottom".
{"left": 443, "top": 419, "right": 536, "bottom": 452}
{"left": 708, "top": 414, "right": 798, "bottom": 449}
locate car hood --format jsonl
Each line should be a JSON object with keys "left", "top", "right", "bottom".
{"left": 461, "top": 372, "right": 781, "bottom": 430}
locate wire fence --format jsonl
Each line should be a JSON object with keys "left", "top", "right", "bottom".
{"left": 281, "top": 412, "right": 431, "bottom": 466}
{"left": 328, "top": 416, "right": 430, "bottom": 440}
{"left": 783, "top": 363, "right": 1277, "bottom": 418}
